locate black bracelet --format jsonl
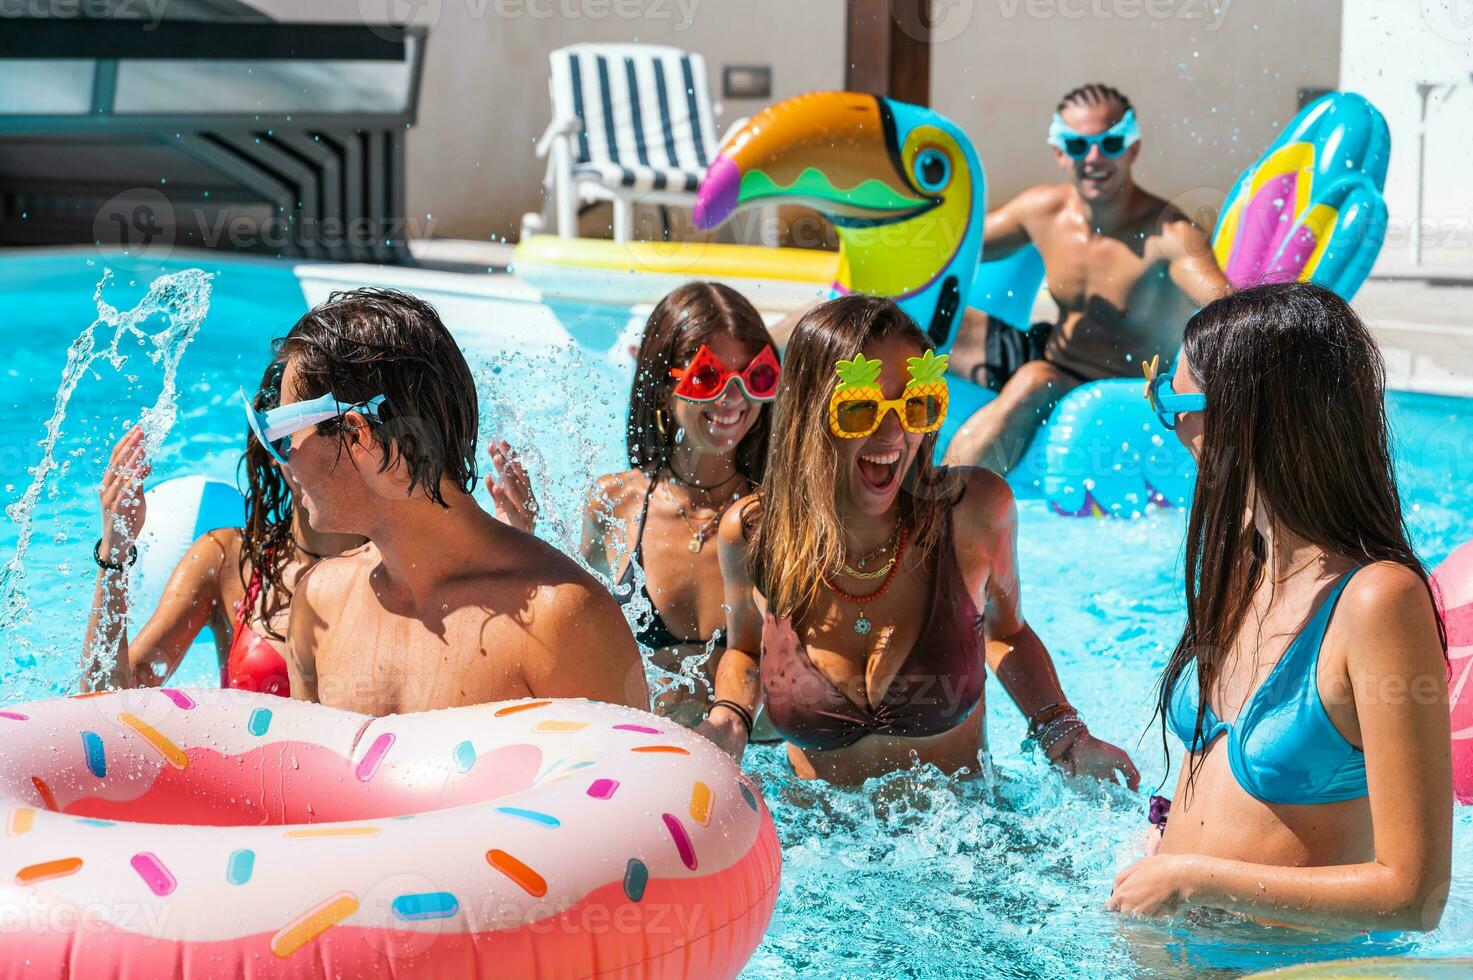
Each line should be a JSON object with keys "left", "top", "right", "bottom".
{"left": 94, "top": 539, "right": 138, "bottom": 572}
{"left": 709, "top": 699, "right": 754, "bottom": 736}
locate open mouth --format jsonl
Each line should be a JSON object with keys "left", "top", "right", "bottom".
{"left": 857, "top": 448, "right": 902, "bottom": 493}
{"left": 1080, "top": 164, "right": 1113, "bottom": 186}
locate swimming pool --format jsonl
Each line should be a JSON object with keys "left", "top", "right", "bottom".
{"left": 1, "top": 251, "right": 1470, "bottom": 977}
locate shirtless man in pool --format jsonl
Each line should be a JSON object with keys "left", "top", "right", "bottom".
{"left": 941, "top": 83, "right": 1230, "bottom": 473}
{"left": 258, "top": 287, "right": 649, "bottom": 716}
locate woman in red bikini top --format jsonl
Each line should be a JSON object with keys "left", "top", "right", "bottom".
{"left": 82, "top": 360, "right": 365, "bottom": 694}
{"left": 698, "top": 295, "right": 1140, "bottom": 787}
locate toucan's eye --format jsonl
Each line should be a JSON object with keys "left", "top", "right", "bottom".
{"left": 913, "top": 148, "right": 950, "bottom": 192}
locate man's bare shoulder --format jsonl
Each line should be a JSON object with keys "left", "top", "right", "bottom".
{"left": 1009, "top": 183, "right": 1074, "bottom": 219}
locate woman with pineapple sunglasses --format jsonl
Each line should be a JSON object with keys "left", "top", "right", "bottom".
{"left": 698, "top": 294, "right": 1138, "bottom": 786}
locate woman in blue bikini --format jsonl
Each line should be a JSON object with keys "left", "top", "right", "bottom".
{"left": 1111, "top": 282, "right": 1452, "bottom": 930}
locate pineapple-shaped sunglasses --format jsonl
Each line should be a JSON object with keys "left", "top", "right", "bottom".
{"left": 828, "top": 349, "right": 950, "bottom": 438}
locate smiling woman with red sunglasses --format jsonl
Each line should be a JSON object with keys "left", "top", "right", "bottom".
{"left": 578, "top": 282, "right": 779, "bottom": 726}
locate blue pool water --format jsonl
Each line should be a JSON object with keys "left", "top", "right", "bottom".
{"left": 1, "top": 252, "right": 1470, "bottom": 976}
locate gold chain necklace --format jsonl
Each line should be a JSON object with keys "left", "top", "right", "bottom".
{"left": 840, "top": 518, "right": 901, "bottom": 578}
{"left": 659, "top": 478, "right": 737, "bottom": 554}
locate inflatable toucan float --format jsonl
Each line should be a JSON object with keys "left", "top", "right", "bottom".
{"left": 514, "top": 90, "right": 1390, "bottom": 517}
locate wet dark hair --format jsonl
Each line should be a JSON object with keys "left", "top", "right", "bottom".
{"left": 1057, "top": 83, "right": 1132, "bottom": 115}
{"left": 236, "top": 359, "right": 293, "bottom": 639}
{"left": 1154, "top": 281, "right": 1445, "bottom": 790}
{"left": 626, "top": 281, "right": 776, "bottom": 481}
{"left": 277, "top": 287, "right": 478, "bottom": 507}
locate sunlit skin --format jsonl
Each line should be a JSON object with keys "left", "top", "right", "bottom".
{"left": 276, "top": 357, "right": 649, "bottom": 716}
{"left": 575, "top": 334, "right": 767, "bottom": 724}
{"left": 701, "top": 336, "right": 1140, "bottom": 787}
{"left": 942, "top": 98, "right": 1231, "bottom": 473}
{"left": 1108, "top": 353, "right": 1453, "bottom": 932}
{"left": 81, "top": 424, "right": 364, "bottom": 691}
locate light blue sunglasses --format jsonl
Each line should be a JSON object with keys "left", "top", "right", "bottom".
{"left": 1048, "top": 108, "right": 1141, "bottom": 159}
{"left": 241, "top": 388, "right": 386, "bottom": 465}
{"left": 1142, "top": 355, "right": 1206, "bottom": 430}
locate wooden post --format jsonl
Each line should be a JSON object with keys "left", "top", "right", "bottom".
{"left": 845, "top": 0, "right": 931, "bottom": 106}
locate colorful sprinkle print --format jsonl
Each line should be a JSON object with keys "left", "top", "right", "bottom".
{"left": 662, "top": 813, "right": 698, "bottom": 870}
{"left": 494, "top": 700, "right": 551, "bottom": 717}
{"left": 613, "top": 723, "right": 660, "bottom": 733}
{"left": 130, "top": 852, "right": 177, "bottom": 896}
{"left": 284, "top": 826, "right": 380, "bottom": 839}
{"left": 533, "top": 720, "right": 589, "bottom": 733}
{"left": 81, "top": 731, "right": 106, "bottom": 778}
{"left": 689, "top": 782, "right": 713, "bottom": 826}
{"left": 740, "top": 783, "right": 759, "bottom": 812}
{"left": 118, "top": 713, "right": 189, "bottom": 770}
{"left": 632, "top": 745, "right": 689, "bottom": 755}
{"left": 248, "top": 708, "right": 272, "bottom": 737}
{"left": 486, "top": 849, "right": 547, "bottom": 897}
{"left": 7, "top": 808, "right": 34, "bottom": 836}
{"left": 355, "top": 732, "right": 395, "bottom": 782}
{"left": 31, "top": 776, "right": 57, "bottom": 812}
{"left": 271, "top": 891, "right": 358, "bottom": 959}
{"left": 586, "top": 778, "right": 619, "bottom": 800}
{"left": 391, "top": 892, "right": 460, "bottom": 921}
{"left": 16, "top": 857, "right": 82, "bottom": 886}
{"left": 77, "top": 818, "right": 115, "bottom": 828}
{"left": 226, "top": 849, "right": 255, "bottom": 885}
{"left": 453, "top": 740, "right": 476, "bottom": 772}
{"left": 0, "top": 711, "right": 27, "bottom": 721}
{"left": 623, "top": 858, "right": 649, "bottom": 902}
{"left": 496, "top": 806, "right": 560, "bottom": 828}
{"left": 160, "top": 689, "right": 196, "bottom": 710}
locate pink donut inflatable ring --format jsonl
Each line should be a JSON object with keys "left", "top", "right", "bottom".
{"left": 1432, "top": 540, "right": 1473, "bottom": 804}
{"left": 0, "top": 689, "right": 781, "bottom": 977}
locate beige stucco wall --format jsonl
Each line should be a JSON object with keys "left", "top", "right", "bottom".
{"left": 250, "top": 0, "right": 849, "bottom": 241}
{"left": 252, "top": 0, "right": 1342, "bottom": 243}
{"left": 929, "top": 0, "right": 1342, "bottom": 217}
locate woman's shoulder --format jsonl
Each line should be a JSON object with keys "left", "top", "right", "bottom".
{"left": 587, "top": 468, "right": 650, "bottom": 508}
{"left": 717, "top": 491, "right": 763, "bottom": 546}
{"left": 192, "top": 527, "right": 241, "bottom": 566}
{"left": 946, "top": 466, "right": 1015, "bottom": 527}
{"left": 1340, "top": 561, "right": 1436, "bottom": 620}
{"left": 1336, "top": 560, "right": 1442, "bottom": 668}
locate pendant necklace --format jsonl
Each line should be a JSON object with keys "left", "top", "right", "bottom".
{"left": 823, "top": 526, "right": 909, "bottom": 635}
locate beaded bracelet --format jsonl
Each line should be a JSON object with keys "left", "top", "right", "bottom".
{"left": 1026, "top": 702, "right": 1076, "bottom": 738}
{"left": 1039, "top": 719, "right": 1087, "bottom": 757}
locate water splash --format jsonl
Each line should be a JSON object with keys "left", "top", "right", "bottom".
{"left": 0, "top": 268, "right": 213, "bottom": 633}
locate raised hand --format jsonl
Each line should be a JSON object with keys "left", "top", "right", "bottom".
{"left": 485, "top": 439, "right": 538, "bottom": 534}
{"left": 99, "top": 425, "right": 151, "bottom": 565}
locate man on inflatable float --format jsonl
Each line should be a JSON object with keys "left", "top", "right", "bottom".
{"left": 940, "top": 83, "right": 1230, "bottom": 473}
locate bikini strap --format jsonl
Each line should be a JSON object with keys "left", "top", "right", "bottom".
{"left": 631, "top": 472, "right": 658, "bottom": 561}
{"left": 234, "top": 548, "right": 270, "bottom": 633}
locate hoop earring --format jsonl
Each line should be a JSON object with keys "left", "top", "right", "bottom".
{"left": 655, "top": 408, "right": 669, "bottom": 437}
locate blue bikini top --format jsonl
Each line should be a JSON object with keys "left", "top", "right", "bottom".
{"left": 1166, "top": 567, "right": 1367, "bottom": 806}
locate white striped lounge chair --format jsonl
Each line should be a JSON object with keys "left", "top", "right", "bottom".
{"left": 531, "top": 43, "right": 737, "bottom": 242}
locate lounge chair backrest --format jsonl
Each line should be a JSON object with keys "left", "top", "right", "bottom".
{"left": 548, "top": 43, "right": 718, "bottom": 176}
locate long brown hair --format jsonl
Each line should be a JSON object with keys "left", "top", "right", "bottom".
{"left": 748, "top": 295, "right": 960, "bottom": 619}
{"left": 237, "top": 359, "right": 295, "bottom": 638}
{"left": 1155, "top": 282, "right": 1445, "bottom": 784}
{"left": 626, "top": 281, "right": 775, "bottom": 480}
